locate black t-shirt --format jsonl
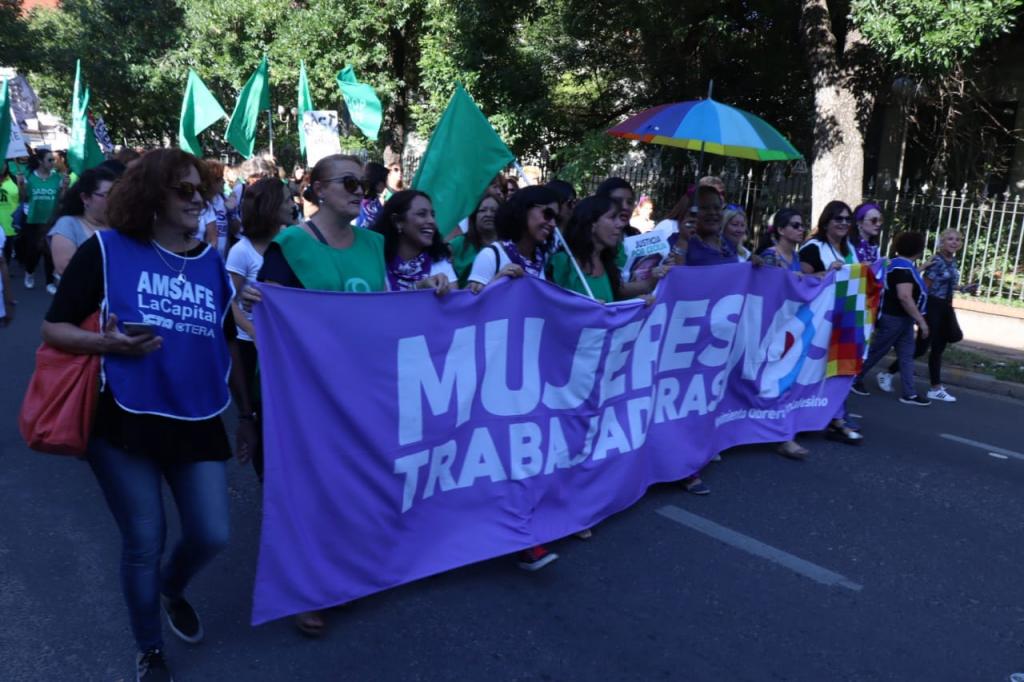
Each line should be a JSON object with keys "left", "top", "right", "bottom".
{"left": 257, "top": 242, "right": 304, "bottom": 288}
{"left": 45, "top": 237, "right": 232, "bottom": 462}
{"left": 881, "top": 269, "right": 918, "bottom": 317}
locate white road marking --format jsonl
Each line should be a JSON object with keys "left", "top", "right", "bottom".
{"left": 939, "top": 433, "right": 1024, "bottom": 461}
{"left": 656, "top": 505, "right": 863, "bottom": 592}
{"left": 989, "top": 453, "right": 1009, "bottom": 460}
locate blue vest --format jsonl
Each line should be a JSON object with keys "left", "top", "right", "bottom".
{"left": 98, "top": 231, "right": 234, "bottom": 420}
{"left": 887, "top": 257, "right": 928, "bottom": 314}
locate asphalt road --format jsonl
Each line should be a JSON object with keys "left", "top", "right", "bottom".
{"left": 3, "top": 280, "right": 1024, "bottom": 682}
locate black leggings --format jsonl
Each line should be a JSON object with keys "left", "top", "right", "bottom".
{"left": 17, "top": 222, "right": 55, "bottom": 284}
{"left": 888, "top": 296, "right": 952, "bottom": 386}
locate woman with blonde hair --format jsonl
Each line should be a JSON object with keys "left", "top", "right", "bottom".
{"left": 876, "top": 228, "right": 977, "bottom": 402}
{"left": 720, "top": 206, "right": 752, "bottom": 262}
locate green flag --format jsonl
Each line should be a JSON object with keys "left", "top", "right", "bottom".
{"left": 297, "top": 61, "right": 314, "bottom": 155}
{"left": 179, "top": 69, "right": 226, "bottom": 157}
{"left": 412, "top": 83, "right": 514, "bottom": 235}
{"left": 68, "top": 61, "right": 105, "bottom": 175}
{"left": 0, "top": 80, "right": 10, "bottom": 163}
{"left": 335, "top": 66, "right": 381, "bottom": 141}
{"left": 226, "top": 56, "right": 271, "bottom": 159}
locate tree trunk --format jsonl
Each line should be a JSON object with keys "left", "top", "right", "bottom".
{"left": 800, "top": 0, "right": 877, "bottom": 220}
{"left": 809, "top": 84, "right": 864, "bottom": 217}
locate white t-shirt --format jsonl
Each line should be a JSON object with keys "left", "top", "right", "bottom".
{"left": 431, "top": 259, "right": 458, "bottom": 284}
{"left": 467, "top": 243, "right": 547, "bottom": 286}
{"left": 799, "top": 238, "right": 860, "bottom": 272}
{"left": 225, "top": 236, "right": 263, "bottom": 342}
{"left": 200, "top": 195, "right": 229, "bottom": 256}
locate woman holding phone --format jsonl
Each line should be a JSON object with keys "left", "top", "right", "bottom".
{"left": 41, "top": 149, "right": 253, "bottom": 682}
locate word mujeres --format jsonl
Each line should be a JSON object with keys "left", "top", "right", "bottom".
{"left": 392, "top": 288, "right": 835, "bottom": 512}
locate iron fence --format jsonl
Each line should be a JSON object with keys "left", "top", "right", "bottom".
{"left": 396, "top": 153, "right": 1024, "bottom": 305}
{"left": 568, "top": 160, "right": 1024, "bottom": 305}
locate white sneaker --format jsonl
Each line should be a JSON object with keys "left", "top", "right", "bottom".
{"left": 927, "top": 387, "right": 957, "bottom": 402}
{"left": 46, "top": 283, "right": 57, "bottom": 295}
{"left": 23, "top": 272, "right": 34, "bottom": 289}
{"left": 875, "top": 371, "right": 894, "bottom": 393}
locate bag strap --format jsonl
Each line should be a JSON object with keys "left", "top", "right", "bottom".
{"left": 304, "top": 220, "right": 330, "bottom": 245}
{"left": 488, "top": 244, "right": 501, "bottom": 277}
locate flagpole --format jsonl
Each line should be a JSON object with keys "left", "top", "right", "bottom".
{"left": 697, "top": 80, "right": 713, "bottom": 177}
{"left": 267, "top": 109, "right": 274, "bottom": 158}
{"left": 512, "top": 161, "right": 596, "bottom": 300}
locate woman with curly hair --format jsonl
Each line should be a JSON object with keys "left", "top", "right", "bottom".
{"left": 40, "top": 149, "right": 253, "bottom": 681}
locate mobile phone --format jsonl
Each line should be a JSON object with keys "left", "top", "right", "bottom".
{"left": 123, "top": 322, "right": 156, "bottom": 337}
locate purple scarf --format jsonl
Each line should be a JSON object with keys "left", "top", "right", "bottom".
{"left": 387, "top": 251, "right": 433, "bottom": 291}
{"left": 500, "top": 240, "right": 546, "bottom": 278}
{"left": 851, "top": 234, "right": 879, "bottom": 265}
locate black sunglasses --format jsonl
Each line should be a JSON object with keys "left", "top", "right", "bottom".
{"left": 323, "top": 175, "right": 363, "bottom": 193}
{"left": 785, "top": 221, "right": 805, "bottom": 230}
{"left": 534, "top": 205, "right": 558, "bottom": 221}
{"left": 832, "top": 215, "right": 852, "bottom": 224}
{"left": 169, "top": 181, "right": 202, "bottom": 201}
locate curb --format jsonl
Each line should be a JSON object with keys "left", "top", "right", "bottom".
{"left": 914, "top": 359, "right": 1024, "bottom": 400}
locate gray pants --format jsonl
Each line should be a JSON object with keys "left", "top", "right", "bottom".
{"left": 857, "top": 314, "right": 917, "bottom": 399}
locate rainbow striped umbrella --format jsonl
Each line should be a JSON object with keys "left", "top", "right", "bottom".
{"left": 607, "top": 98, "right": 802, "bottom": 162}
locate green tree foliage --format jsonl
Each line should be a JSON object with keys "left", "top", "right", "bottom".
{"left": 0, "top": 0, "right": 31, "bottom": 69}
{"left": 852, "top": 0, "right": 1022, "bottom": 72}
{"left": 25, "top": 0, "right": 185, "bottom": 143}
{"left": 5, "top": 0, "right": 1019, "bottom": 188}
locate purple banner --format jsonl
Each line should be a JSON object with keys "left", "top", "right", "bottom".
{"left": 251, "top": 264, "right": 854, "bottom": 624}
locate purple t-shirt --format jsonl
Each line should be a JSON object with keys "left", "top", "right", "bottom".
{"left": 685, "top": 236, "right": 737, "bottom": 266}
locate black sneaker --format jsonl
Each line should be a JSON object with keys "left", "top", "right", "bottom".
{"left": 136, "top": 649, "right": 173, "bottom": 682}
{"left": 899, "top": 394, "right": 931, "bottom": 406}
{"left": 161, "top": 594, "right": 204, "bottom": 644}
{"left": 517, "top": 545, "right": 559, "bottom": 571}
{"left": 850, "top": 380, "right": 870, "bottom": 396}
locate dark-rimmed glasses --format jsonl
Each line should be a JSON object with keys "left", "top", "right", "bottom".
{"left": 322, "top": 175, "right": 363, "bottom": 193}
{"left": 169, "top": 182, "right": 201, "bottom": 201}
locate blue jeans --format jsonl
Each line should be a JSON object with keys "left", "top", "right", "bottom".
{"left": 88, "top": 438, "right": 230, "bottom": 651}
{"left": 857, "top": 314, "right": 917, "bottom": 399}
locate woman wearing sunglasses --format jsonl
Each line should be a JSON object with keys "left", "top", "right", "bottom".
{"left": 46, "top": 165, "right": 119, "bottom": 280}
{"left": 799, "top": 200, "right": 858, "bottom": 275}
{"left": 798, "top": 200, "right": 864, "bottom": 445}
{"left": 465, "top": 184, "right": 563, "bottom": 569}
{"left": 758, "top": 207, "right": 805, "bottom": 273}
{"left": 253, "top": 154, "right": 388, "bottom": 638}
{"left": 466, "top": 185, "right": 561, "bottom": 294}
{"left": 851, "top": 202, "right": 883, "bottom": 265}
{"left": 40, "top": 149, "right": 253, "bottom": 682}
{"left": 372, "top": 189, "right": 455, "bottom": 294}
{"left": 756, "top": 208, "right": 812, "bottom": 460}
{"left": 257, "top": 154, "right": 386, "bottom": 293}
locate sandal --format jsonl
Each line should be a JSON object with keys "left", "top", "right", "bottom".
{"left": 294, "top": 610, "right": 327, "bottom": 637}
{"left": 776, "top": 440, "right": 809, "bottom": 460}
{"left": 825, "top": 422, "right": 863, "bottom": 445}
